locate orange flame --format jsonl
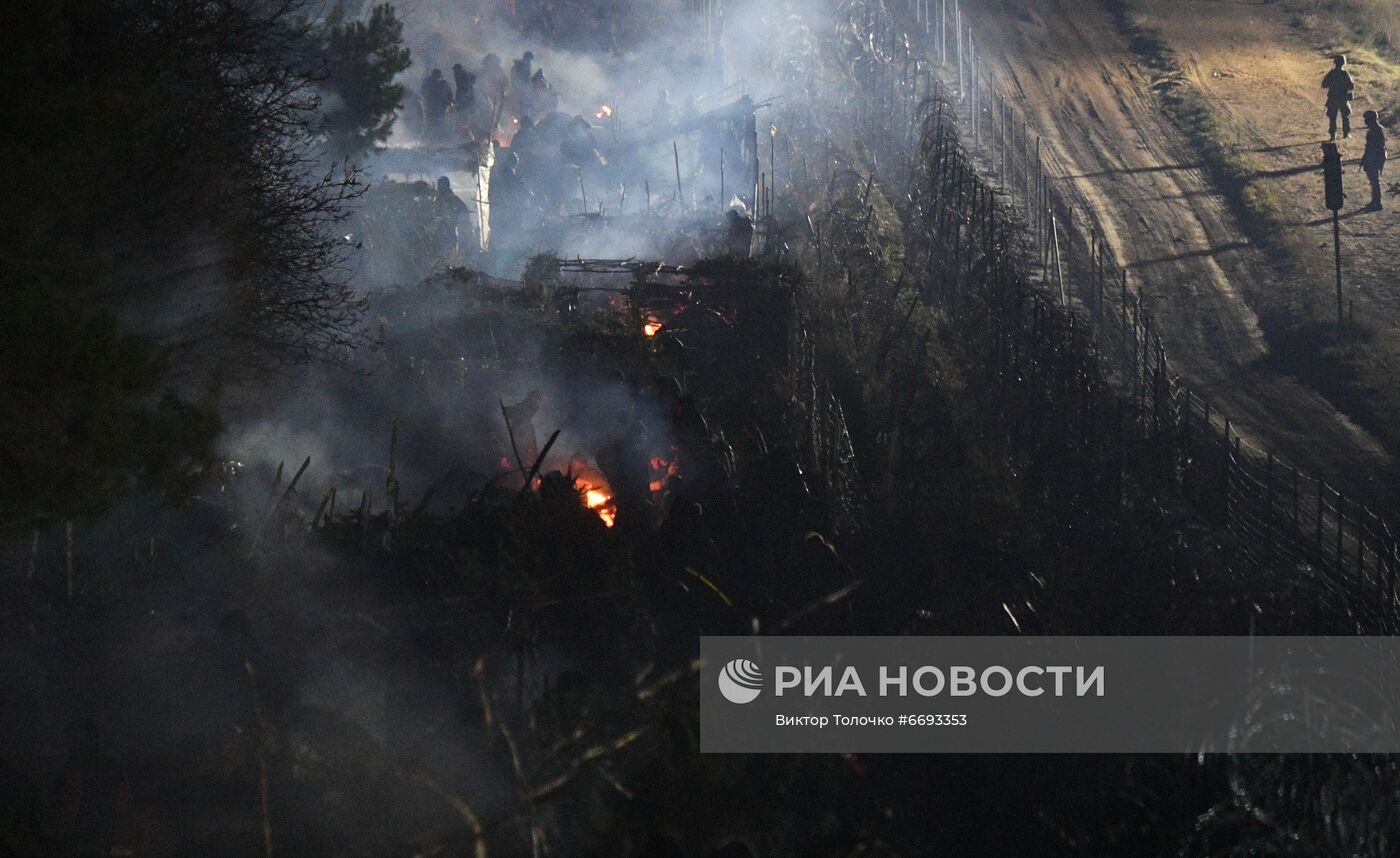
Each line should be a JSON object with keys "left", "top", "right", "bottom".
{"left": 595, "top": 104, "right": 613, "bottom": 119}
{"left": 643, "top": 317, "right": 663, "bottom": 337}
{"left": 570, "top": 459, "right": 617, "bottom": 528}
{"left": 583, "top": 487, "right": 616, "bottom": 527}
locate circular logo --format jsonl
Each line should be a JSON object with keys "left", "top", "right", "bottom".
{"left": 718, "top": 658, "right": 763, "bottom": 704}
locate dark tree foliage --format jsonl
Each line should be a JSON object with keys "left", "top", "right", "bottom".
{"left": 0, "top": 0, "right": 396, "bottom": 525}
{"left": 0, "top": 266, "right": 220, "bottom": 526}
{"left": 319, "top": 3, "right": 412, "bottom": 159}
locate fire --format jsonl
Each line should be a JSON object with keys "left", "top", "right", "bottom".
{"left": 583, "top": 487, "right": 616, "bottom": 527}
{"left": 643, "top": 316, "right": 663, "bottom": 337}
{"left": 595, "top": 104, "right": 613, "bottom": 119}
{"left": 570, "top": 458, "right": 617, "bottom": 527}
{"left": 581, "top": 484, "right": 616, "bottom": 527}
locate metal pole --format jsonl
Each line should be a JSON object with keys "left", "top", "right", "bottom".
{"left": 1023, "top": 120, "right": 1031, "bottom": 212}
{"left": 1035, "top": 137, "right": 1043, "bottom": 252}
{"left": 770, "top": 126, "right": 776, "bottom": 217}
{"left": 940, "top": 0, "right": 947, "bottom": 65}
{"left": 956, "top": 5, "right": 964, "bottom": 97}
{"left": 1333, "top": 209, "right": 1344, "bottom": 327}
{"left": 969, "top": 36, "right": 976, "bottom": 141}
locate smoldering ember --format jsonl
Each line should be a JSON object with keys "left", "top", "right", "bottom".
{"left": 4, "top": 0, "right": 1400, "bottom": 854}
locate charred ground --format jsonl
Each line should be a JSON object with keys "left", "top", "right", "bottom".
{"left": 5, "top": 1, "right": 1400, "bottom": 856}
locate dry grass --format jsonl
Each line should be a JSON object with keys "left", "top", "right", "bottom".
{"left": 1319, "top": 0, "right": 1400, "bottom": 51}
{"left": 1293, "top": 1, "right": 1400, "bottom": 114}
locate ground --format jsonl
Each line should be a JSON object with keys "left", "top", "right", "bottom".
{"left": 969, "top": 0, "right": 1400, "bottom": 507}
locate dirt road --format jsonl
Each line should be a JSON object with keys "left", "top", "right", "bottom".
{"left": 966, "top": 0, "right": 1397, "bottom": 504}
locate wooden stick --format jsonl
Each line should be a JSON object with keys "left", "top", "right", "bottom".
{"left": 516, "top": 429, "right": 563, "bottom": 498}
{"left": 673, "top": 141, "right": 684, "bottom": 209}
{"left": 312, "top": 491, "right": 332, "bottom": 530}
{"left": 273, "top": 456, "right": 312, "bottom": 513}
{"left": 500, "top": 400, "right": 527, "bottom": 476}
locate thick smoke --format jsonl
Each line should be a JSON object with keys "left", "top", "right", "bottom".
{"left": 1, "top": 1, "right": 829, "bottom": 852}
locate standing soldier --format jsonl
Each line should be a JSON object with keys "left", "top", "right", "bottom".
{"left": 1322, "top": 55, "right": 1355, "bottom": 141}
{"left": 1362, "top": 109, "right": 1388, "bottom": 211}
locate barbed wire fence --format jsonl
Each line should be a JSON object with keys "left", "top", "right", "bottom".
{"left": 826, "top": 0, "right": 1400, "bottom": 629}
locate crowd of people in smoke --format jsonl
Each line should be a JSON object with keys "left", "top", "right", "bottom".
{"left": 411, "top": 51, "right": 563, "bottom": 147}
{"left": 385, "top": 42, "right": 756, "bottom": 274}
{"left": 399, "top": 48, "right": 620, "bottom": 264}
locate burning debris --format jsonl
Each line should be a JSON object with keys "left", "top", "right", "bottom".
{"left": 570, "top": 458, "right": 618, "bottom": 528}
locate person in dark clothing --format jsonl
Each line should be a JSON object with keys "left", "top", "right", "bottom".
{"left": 422, "top": 68, "right": 454, "bottom": 138}
{"left": 511, "top": 114, "right": 537, "bottom": 162}
{"left": 490, "top": 150, "right": 532, "bottom": 235}
{"left": 527, "top": 68, "right": 559, "bottom": 117}
{"left": 511, "top": 51, "right": 535, "bottom": 91}
{"left": 1322, "top": 54, "right": 1355, "bottom": 141}
{"left": 433, "top": 176, "right": 470, "bottom": 258}
{"left": 561, "top": 115, "right": 605, "bottom": 167}
{"left": 726, "top": 207, "right": 753, "bottom": 257}
{"left": 1362, "top": 109, "right": 1388, "bottom": 211}
{"left": 452, "top": 63, "right": 475, "bottom": 110}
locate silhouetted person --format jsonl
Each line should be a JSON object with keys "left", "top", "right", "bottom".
{"left": 422, "top": 68, "right": 454, "bottom": 137}
{"left": 434, "top": 176, "right": 470, "bottom": 257}
{"left": 511, "top": 51, "right": 535, "bottom": 91}
{"left": 1323, "top": 54, "right": 1355, "bottom": 141}
{"left": 490, "top": 150, "right": 531, "bottom": 235}
{"left": 1362, "top": 109, "right": 1388, "bottom": 211}
{"left": 512, "top": 114, "right": 537, "bottom": 162}
{"left": 452, "top": 63, "right": 475, "bottom": 110}
{"left": 726, "top": 207, "right": 753, "bottom": 257}
{"left": 527, "top": 68, "right": 558, "bottom": 117}
{"left": 561, "top": 115, "right": 605, "bottom": 167}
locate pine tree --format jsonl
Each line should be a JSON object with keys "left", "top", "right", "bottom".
{"left": 319, "top": 4, "right": 413, "bottom": 160}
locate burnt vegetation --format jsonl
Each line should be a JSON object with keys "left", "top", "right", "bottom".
{"left": 4, "top": 0, "right": 1400, "bottom": 856}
